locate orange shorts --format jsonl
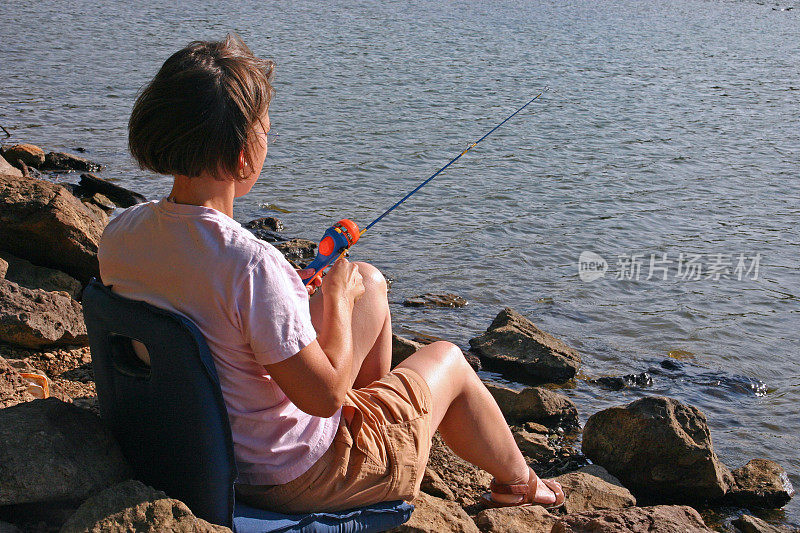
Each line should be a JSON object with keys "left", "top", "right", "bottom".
{"left": 235, "top": 367, "right": 434, "bottom": 513}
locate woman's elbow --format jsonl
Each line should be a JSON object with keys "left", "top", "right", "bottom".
{"left": 295, "top": 389, "right": 345, "bottom": 418}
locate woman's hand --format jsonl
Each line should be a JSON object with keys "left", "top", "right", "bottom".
{"left": 321, "top": 258, "right": 365, "bottom": 305}
{"left": 296, "top": 268, "right": 322, "bottom": 296}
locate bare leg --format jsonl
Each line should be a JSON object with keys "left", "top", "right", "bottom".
{"left": 310, "top": 262, "right": 392, "bottom": 388}
{"left": 397, "top": 341, "right": 558, "bottom": 504}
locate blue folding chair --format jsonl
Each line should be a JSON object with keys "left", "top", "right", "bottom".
{"left": 82, "top": 279, "right": 413, "bottom": 532}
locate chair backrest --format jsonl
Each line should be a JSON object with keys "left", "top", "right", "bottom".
{"left": 82, "top": 279, "right": 236, "bottom": 527}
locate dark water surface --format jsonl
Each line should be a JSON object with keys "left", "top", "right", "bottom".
{"left": 2, "top": 0, "right": 798, "bottom": 527}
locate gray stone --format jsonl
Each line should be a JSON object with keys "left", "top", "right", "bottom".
{"left": 0, "top": 279, "right": 88, "bottom": 348}
{"left": 582, "top": 396, "right": 733, "bottom": 503}
{"left": 0, "top": 398, "right": 131, "bottom": 506}
{"left": 469, "top": 308, "right": 580, "bottom": 384}
{"left": 59, "top": 480, "right": 230, "bottom": 533}
{"left": 484, "top": 382, "right": 579, "bottom": 428}
{"left": 731, "top": 514, "right": 795, "bottom": 533}
{"left": 0, "top": 174, "right": 103, "bottom": 283}
{"left": 0, "top": 252, "right": 82, "bottom": 298}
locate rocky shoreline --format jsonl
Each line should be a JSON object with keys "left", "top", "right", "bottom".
{"left": 0, "top": 142, "right": 796, "bottom": 532}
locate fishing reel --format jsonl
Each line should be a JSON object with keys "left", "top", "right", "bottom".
{"left": 301, "top": 219, "right": 361, "bottom": 287}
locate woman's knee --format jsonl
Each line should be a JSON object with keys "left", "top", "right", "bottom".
{"left": 354, "top": 262, "right": 387, "bottom": 294}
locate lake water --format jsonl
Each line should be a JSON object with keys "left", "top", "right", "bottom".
{"left": 1, "top": 0, "right": 798, "bottom": 527}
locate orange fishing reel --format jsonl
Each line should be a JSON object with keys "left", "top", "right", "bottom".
{"left": 301, "top": 219, "right": 360, "bottom": 287}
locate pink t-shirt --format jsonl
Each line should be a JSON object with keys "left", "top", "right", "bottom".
{"left": 98, "top": 198, "right": 341, "bottom": 485}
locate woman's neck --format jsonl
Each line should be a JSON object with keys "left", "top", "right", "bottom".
{"left": 168, "top": 173, "right": 235, "bottom": 218}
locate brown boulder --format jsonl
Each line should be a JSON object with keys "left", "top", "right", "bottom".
{"left": 0, "top": 279, "right": 88, "bottom": 348}
{"left": 512, "top": 426, "right": 557, "bottom": 462}
{"left": 554, "top": 470, "right": 636, "bottom": 513}
{"left": 244, "top": 216, "right": 283, "bottom": 232}
{"left": 0, "top": 256, "right": 7, "bottom": 278}
{"left": 469, "top": 308, "right": 580, "bottom": 384}
{"left": 582, "top": 397, "right": 733, "bottom": 503}
{"left": 391, "top": 492, "right": 479, "bottom": 533}
{"left": 420, "top": 467, "right": 455, "bottom": 500}
{"left": 474, "top": 505, "right": 556, "bottom": 533}
{"left": 0, "top": 154, "right": 23, "bottom": 179}
{"left": 0, "top": 174, "right": 103, "bottom": 282}
{"left": 0, "top": 253, "right": 82, "bottom": 298}
{"left": 392, "top": 333, "right": 423, "bottom": 367}
{"left": 727, "top": 459, "right": 795, "bottom": 509}
{"left": 426, "top": 433, "right": 493, "bottom": 508}
{"left": 0, "top": 398, "right": 131, "bottom": 506}
{"left": 551, "top": 505, "right": 712, "bottom": 532}
{"left": 78, "top": 173, "right": 145, "bottom": 208}
{"left": 273, "top": 238, "right": 317, "bottom": 265}
{"left": 484, "top": 382, "right": 579, "bottom": 428}
{"left": 2, "top": 144, "right": 45, "bottom": 168}
{"left": 59, "top": 480, "right": 230, "bottom": 533}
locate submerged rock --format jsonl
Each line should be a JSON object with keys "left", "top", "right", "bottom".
{"left": 1, "top": 143, "right": 45, "bottom": 168}
{"left": 474, "top": 505, "right": 556, "bottom": 533}
{"left": 60, "top": 480, "right": 230, "bottom": 533}
{"left": 469, "top": 308, "right": 580, "bottom": 384}
{"left": 0, "top": 252, "right": 82, "bottom": 299}
{"left": 582, "top": 396, "right": 733, "bottom": 503}
{"left": 0, "top": 154, "right": 22, "bottom": 179}
{"left": 551, "top": 505, "right": 712, "bottom": 532}
{"left": 0, "top": 398, "right": 131, "bottom": 506}
{"left": 43, "top": 151, "right": 103, "bottom": 172}
{"left": 403, "top": 293, "right": 467, "bottom": 308}
{"left": 731, "top": 514, "right": 795, "bottom": 533}
{"left": 0, "top": 174, "right": 103, "bottom": 283}
{"left": 79, "top": 173, "right": 146, "bottom": 208}
{"left": 554, "top": 469, "right": 636, "bottom": 513}
{"left": 394, "top": 492, "right": 479, "bottom": 533}
{"left": 273, "top": 238, "right": 317, "bottom": 264}
{"left": 590, "top": 372, "right": 653, "bottom": 391}
{"left": 245, "top": 216, "right": 283, "bottom": 232}
{"left": 483, "top": 382, "right": 579, "bottom": 429}
{"left": 727, "top": 459, "right": 795, "bottom": 509}
{"left": 0, "top": 279, "right": 88, "bottom": 348}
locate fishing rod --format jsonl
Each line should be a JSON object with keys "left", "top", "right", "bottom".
{"left": 300, "top": 89, "right": 548, "bottom": 288}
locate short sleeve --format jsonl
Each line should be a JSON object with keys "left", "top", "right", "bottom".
{"left": 236, "top": 246, "right": 318, "bottom": 365}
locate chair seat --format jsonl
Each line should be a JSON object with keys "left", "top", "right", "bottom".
{"left": 233, "top": 500, "right": 414, "bottom": 533}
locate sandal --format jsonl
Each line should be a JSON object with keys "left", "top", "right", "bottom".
{"left": 480, "top": 467, "right": 566, "bottom": 510}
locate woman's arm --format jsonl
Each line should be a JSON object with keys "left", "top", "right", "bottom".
{"left": 264, "top": 258, "right": 364, "bottom": 417}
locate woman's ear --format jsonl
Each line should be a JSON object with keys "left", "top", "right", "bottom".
{"left": 238, "top": 149, "right": 248, "bottom": 179}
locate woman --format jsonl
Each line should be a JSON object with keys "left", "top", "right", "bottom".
{"left": 98, "top": 34, "right": 564, "bottom": 513}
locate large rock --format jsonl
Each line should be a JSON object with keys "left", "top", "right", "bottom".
{"left": 1, "top": 356, "right": 37, "bottom": 408}
{"left": 392, "top": 333, "right": 423, "bottom": 368}
{"left": 484, "top": 382, "right": 579, "bottom": 428}
{"left": 1, "top": 143, "right": 45, "bottom": 168}
{"left": 0, "top": 174, "right": 104, "bottom": 282}
{"left": 0, "top": 398, "right": 131, "bottom": 506}
{"left": 244, "top": 216, "right": 283, "bottom": 232}
{"left": 512, "top": 426, "right": 557, "bottom": 462}
{"left": 273, "top": 238, "right": 317, "bottom": 264}
{"left": 469, "top": 308, "right": 580, "bottom": 384}
{"left": 727, "top": 459, "right": 795, "bottom": 509}
{"left": 551, "top": 505, "right": 712, "bottom": 532}
{"left": 0, "top": 279, "right": 88, "bottom": 348}
{"left": 426, "top": 433, "right": 493, "bottom": 508}
{"left": 0, "top": 154, "right": 22, "bottom": 179}
{"left": 554, "top": 470, "right": 636, "bottom": 513}
{"left": 474, "top": 505, "right": 556, "bottom": 533}
{"left": 0, "top": 253, "right": 82, "bottom": 298}
{"left": 43, "top": 151, "right": 102, "bottom": 172}
{"left": 78, "top": 173, "right": 145, "bottom": 208}
{"left": 59, "top": 480, "right": 230, "bottom": 533}
{"left": 582, "top": 396, "right": 733, "bottom": 503}
{"left": 392, "top": 492, "right": 479, "bottom": 533}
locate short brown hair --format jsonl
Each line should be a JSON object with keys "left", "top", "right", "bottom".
{"left": 129, "top": 34, "right": 274, "bottom": 180}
